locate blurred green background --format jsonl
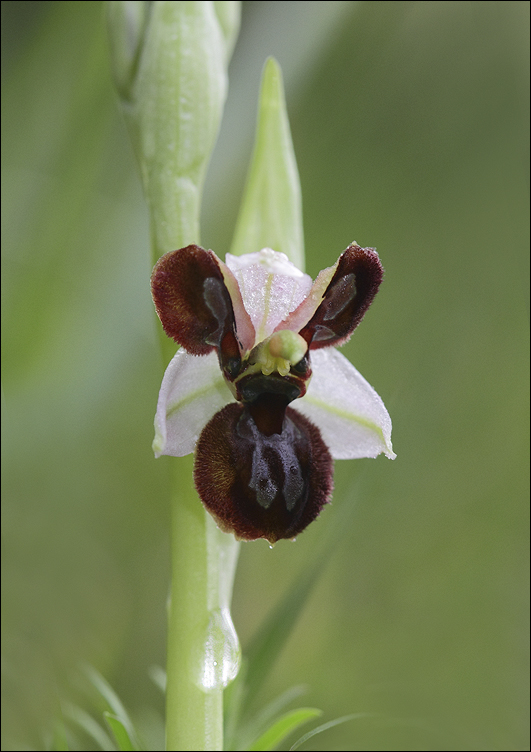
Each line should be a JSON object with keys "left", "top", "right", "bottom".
{"left": 2, "top": 1, "right": 529, "bottom": 750}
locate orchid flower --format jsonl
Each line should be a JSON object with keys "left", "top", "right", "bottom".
{"left": 151, "top": 243, "right": 395, "bottom": 544}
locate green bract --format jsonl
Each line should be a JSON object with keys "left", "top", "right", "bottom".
{"left": 107, "top": 0, "right": 240, "bottom": 261}
{"left": 231, "top": 58, "right": 305, "bottom": 270}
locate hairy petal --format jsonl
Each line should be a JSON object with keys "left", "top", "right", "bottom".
{"left": 281, "top": 244, "right": 383, "bottom": 348}
{"left": 292, "top": 348, "right": 396, "bottom": 460}
{"left": 153, "top": 349, "right": 234, "bottom": 458}
{"left": 194, "top": 402, "right": 333, "bottom": 543}
{"left": 226, "top": 249, "right": 312, "bottom": 344}
{"left": 151, "top": 245, "right": 241, "bottom": 361}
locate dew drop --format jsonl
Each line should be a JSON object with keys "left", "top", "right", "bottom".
{"left": 193, "top": 608, "right": 241, "bottom": 692}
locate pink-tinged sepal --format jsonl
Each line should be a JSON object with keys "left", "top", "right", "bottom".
{"left": 297, "top": 244, "right": 383, "bottom": 349}
{"left": 194, "top": 402, "right": 333, "bottom": 544}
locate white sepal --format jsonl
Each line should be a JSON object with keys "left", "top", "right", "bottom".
{"left": 292, "top": 347, "right": 396, "bottom": 460}
{"left": 153, "top": 349, "right": 234, "bottom": 457}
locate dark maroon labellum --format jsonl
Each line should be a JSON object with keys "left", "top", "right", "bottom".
{"left": 194, "top": 403, "right": 333, "bottom": 544}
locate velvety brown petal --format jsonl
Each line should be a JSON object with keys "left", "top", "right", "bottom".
{"left": 298, "top": 244, "right": 383, "bottom": 349}
{"left": 194, "top": 402, "right": 333, "bottom": 544}
{"left": 151, "top": 245, "right": 242, "bottom": 376}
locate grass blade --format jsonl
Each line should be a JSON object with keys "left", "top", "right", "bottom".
{"left": 289, "top": 712, "right": 376, "bottom": 751}
{"left": 103, "top": 713, "right": 137, "bottom": 752}
{"left": 249, "top": 708, "right": 322, "bottom": 752}
{"left": 228, "top": 684, "right": 309, "bottom": 751}
{"left": 63, "top": 703, "right": 115, "bottom": 751}
{"left": 50, "top": 718, "right": 69, "bottom": 751}
{"left": 242, "top": 550, "right": 328, "bottom": 715}
{"left": 84, "top": 666, "right": 140, "bottom": 750}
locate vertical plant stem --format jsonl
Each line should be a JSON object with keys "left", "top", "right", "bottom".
{"left": 166, "top": 466, "right": 241, "bottom": 749}
{"left": 166, "top": 463, "right": 222, "bottom": 751}
{"left": 108, "top": 9, "right": 305, "bottom": 750}
{"left": 107, "top": 3, "right": 241, "bottom": 749}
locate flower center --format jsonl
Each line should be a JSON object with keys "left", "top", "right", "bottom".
{"left": 250, "top": 330, "right": 308, "bottom": 377}
{"left": 225, "top": 329, "right": 312, "bottom": 409}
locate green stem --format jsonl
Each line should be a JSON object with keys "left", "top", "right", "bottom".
{"left": 107, "top": 3, "right": 241, "bottom": 749}
{"left": 166, "top": 464, "right": 221, "bottom": 750}
{"left": 108, "top": 9, "right": 304, "bottom": 751}
{"left": 166, "top": 461, "right": 241, "bottom": 749}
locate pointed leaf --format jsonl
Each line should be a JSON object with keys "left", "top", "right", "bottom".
{"left": 242, "top": 549, "right": 329, "bottom": 714}
{"left": 103, "top": 713, "right": 137, "bottom": 752}
{"left": 231, "top": 58, "right": 304, "bottom": 271}
{"left": 250, "top": 685, "right": 309, "bottom": 740}
{"left": 228, "top": 684, "right": 309, "bottom": 752}
{"left": 289, "top": 713, "right": 377, "bottom": 751}
{"left": 249, "top": 708, "right": 322, "bottom": 752}
{"left": 63, "top": 703, "right": 115, "bottom": 751}
{"left": 51, "top": 717, "right": 69, "bottom": 751}
{"left": 84, "top": 666, "right": 139, "bottom": 750}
